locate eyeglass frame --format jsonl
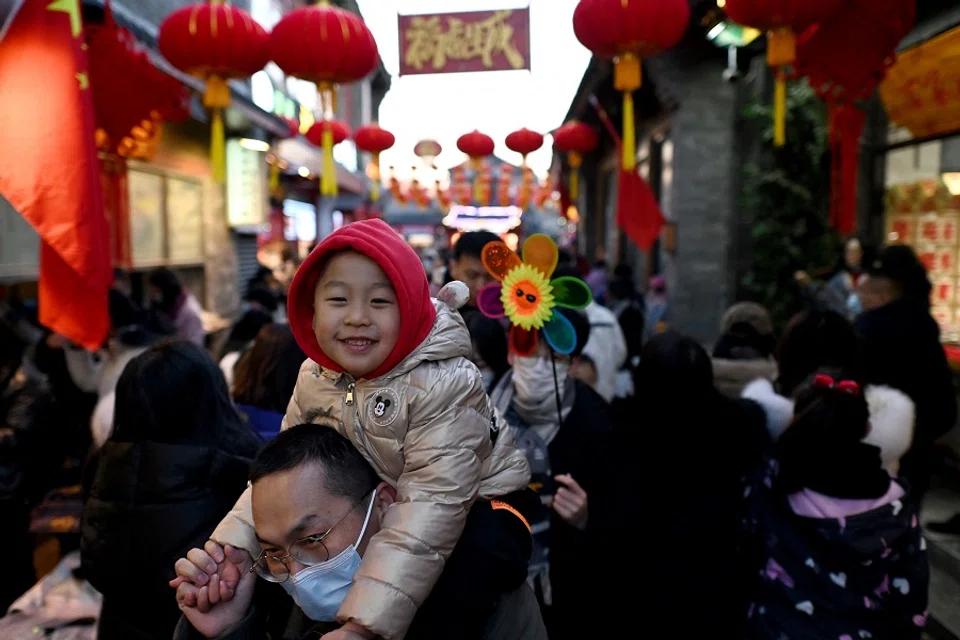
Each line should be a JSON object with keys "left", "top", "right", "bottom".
{"left": 250, "top": 491, "right": 374, "bottom": 583}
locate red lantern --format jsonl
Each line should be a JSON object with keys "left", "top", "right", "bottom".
{"left": 723, "top": 0, "right": 842, "bottom": 146}
{"left": 159, "top": 1, "right": 270, "bottom": 183}
{"left": 414, "top": 139, "right": 443, "bottom": 162}
{"left": 792, "top": 0, "right": 915, "bottom": 234}
{"left": 306, "top": 120, "right": 350, "bottom": 190}
{"left": 458, "top": 130, "right": 495, "bottom": 203}
{"left": 354, "top": 124, "right": 396, "bottom": 202}
{"left": 505, "top": 128, "right": 544, "bottom": 168}
{"left": 271, "top": 3, "right": 379, "bottom": 196}
{"left": 573, "top": 0, "right": 689, "bottom": 170}
{"left": 553, "top": 121, "right": 598, "bottom": 201}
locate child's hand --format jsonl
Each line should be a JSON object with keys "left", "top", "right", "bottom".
{"left": 170, "top": 541, "right": 251, "bottom": 605}
{"left": 321, "top": 622, "right": 376, "bottom": 639}
{"left": 176, "top": 560, "right": 256, "bottom": 638}
{"left": 553, "top": 474, "right": 589, "bottom": 531}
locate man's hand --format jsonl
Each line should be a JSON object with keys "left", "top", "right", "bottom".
{"left": 321, "top": 623, "right": 376, "bottom": 640}
{"left": 176, "top": 548, "right": 256, "bottom": 639}
{"left": 170, "top": 541, "right": 252, "bottom": 604}
{"left": 553, "top": 474, "right": 588, "bottom": 531}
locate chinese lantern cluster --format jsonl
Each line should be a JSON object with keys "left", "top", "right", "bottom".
{"left": 158, "top": 0, "right": 380, "bottom": 187}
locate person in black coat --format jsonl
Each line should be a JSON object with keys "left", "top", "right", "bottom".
{"left": 614, "top": 331, "right": 770, "bottom": 638}
{"left": 855, "top": 245, "right": 957, "bottom": 503}
{"left": 80, "top": 340, "right": 262, "bottom": 640}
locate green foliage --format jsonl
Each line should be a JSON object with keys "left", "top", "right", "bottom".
{"left": 739, "top": 80, "right": 842, "bottom": 331}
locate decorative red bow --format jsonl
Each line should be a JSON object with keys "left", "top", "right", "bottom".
{"left": 813, "top": 373, "right": 860, "bottom": 396}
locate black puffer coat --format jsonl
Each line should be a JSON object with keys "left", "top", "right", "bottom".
{"left": 81, "top": 440, "right": 257, "bottom": 640}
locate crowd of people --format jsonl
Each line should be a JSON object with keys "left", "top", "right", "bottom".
{"left": 0, "top": 222, "right": 956, "bottom": 640}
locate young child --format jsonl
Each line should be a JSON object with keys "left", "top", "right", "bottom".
{"left": 745, "top": 369, "right": 929, "bottom": 639}
{"left": 189, "top": 219, "right": 531, "bottom": 639}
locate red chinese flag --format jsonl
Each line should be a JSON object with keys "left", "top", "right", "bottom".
{"left": 0, "top": 0, "right": 111, "bottom": 350}
{"left": 617, "top": 170, "right": 664, "bottom": 252}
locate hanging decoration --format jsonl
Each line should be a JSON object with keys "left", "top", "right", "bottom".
{"left": 552, "top": 121, "right": 598, "bottom": 201}
{"left": 158, "top": 1, "right": 270, "bottom": 183}
{"left": 498, "top": 164, "right": 514, "bottom": 207}
{"left": 414, "top": 139, "right": 443, "bottom": 165}
{"left": 793, "top": 0, "right": 915, "bottom": 234}
{"left": 354, "top": 124, "right": 396, "bottom": 202}
{"left": 305, "top": 120, "right": 351, "bottom": 193}
{"left": 457, "top": 130, "right": 495, "bottom": 202}
{"left": 387, "top": 166, "right": 408, "bottom": 205}
{"left": 505, "top": 128, "right": 544, "bottom": 169}
{"left": 269, "top": 116, "right": 300, "bottom": 193}
{"left": 477, "top": 234, "right": 592, "bottom": 356}
{"left": 271, "top": 2, "right": 380, "bottom": 196}
{"left": 572, "top": 0, "right": 690, "bottom": 170}
{"left": 722, "top": 0, "right": 842, "bottom": 146}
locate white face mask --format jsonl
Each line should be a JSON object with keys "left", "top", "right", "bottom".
{"left": 279, "top": 490, "right": 376, "bottom": 621}
{"left": 512, "top": 355, "right": 569, "bottom": 404}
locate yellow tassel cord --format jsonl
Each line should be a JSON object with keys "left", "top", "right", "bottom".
{"left": 203, "top": 76, "right": 231, "bottom": 184}
{"left": 568, "top": 151, "right": 582, "bottom": 201}
{"left": 614, "top": 53, "right": 641, "bottom": 171}
{"left": 269, "top": 162, "right": 280, "bottom": 191}
{"left": 370, "top": 151, "right": 381, "bottom": 202}
{"left": 766, "top": 27, "right": 796, "bottom": 148}
{"left": 321, "top": 127, "right": 337, "bottom": 196}
{"left": 471, "top": 157, "right": 483, "bottom": 203}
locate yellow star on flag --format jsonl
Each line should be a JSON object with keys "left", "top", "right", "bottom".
{"left": 47, "top": 0, "right": 82, "bottom": 38}
{"left": 76, "top": 72, "right": 88, "bottom": 90}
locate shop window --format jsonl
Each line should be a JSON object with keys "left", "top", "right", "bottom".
{"left": 128, "top": 168, "right": 205, "bottom": 268}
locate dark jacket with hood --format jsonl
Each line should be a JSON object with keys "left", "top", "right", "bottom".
{"left": 745, "top": 458, "right": 929, "bottom": 640}
{"left": 81, "top": 439, "right": 258, "bottom": 640}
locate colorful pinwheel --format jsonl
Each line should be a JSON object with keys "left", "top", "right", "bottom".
{"left": 477, "top": 234, "right": 592, "bottom": 356}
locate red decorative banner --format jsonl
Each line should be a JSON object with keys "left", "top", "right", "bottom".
{"left": 398, "top": 8, "right": 530, "bottom": 76}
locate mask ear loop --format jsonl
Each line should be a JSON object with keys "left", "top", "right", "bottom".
{"left": 550, "top": 348, "right": 563, "bottom": 427}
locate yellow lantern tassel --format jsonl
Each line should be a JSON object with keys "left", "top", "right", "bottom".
{"left": 321, "top": 128, "right": 337, "bottom": 196}
{"left": 370, "top": 151, "right": 381, "bottom": 202}
{"left": 210, "top": 109, "right": 225, "bottom": 183}
{"left": 568, "top": 151, "right": 582, "bottom": 201}
{"left": 622, "top": 91, "right": 636, "bottom": 171}
{"left": 773, "top": 71, "right": 787, "bottom": 146}
{"left": 269, "top": 162, "right": 280, "bottom": 191}
{"left": 766, "top": 28, "right": 796, "bottom": 148}
{"left": 203, "top": 76, "right": 231, "bottom": 184}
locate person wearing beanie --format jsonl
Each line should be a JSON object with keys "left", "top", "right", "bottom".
{"left": 176, "top": 219, "right": 531, "bottom": 640}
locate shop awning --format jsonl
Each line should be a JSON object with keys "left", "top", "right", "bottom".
{"left": 81, "top": 0, "right": 291, "bottom": 139}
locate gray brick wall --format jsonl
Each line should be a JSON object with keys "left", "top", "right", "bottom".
{"left": 648, "top": 52, "right": 742, "bottom": 346}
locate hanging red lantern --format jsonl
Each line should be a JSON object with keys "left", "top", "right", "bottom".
{"left": 354, "top": 124, "right": 396, "bottom": 203}
{"left": 414, "top": 139, "right": 443, "bottom": 163}
{"left": 159, "top": 1, "right": 270, "bottom": 183}
{"left": 791, "top": 0, "right": 915, "bottom": 234}
{"left": 458, "top": 130, "right": 495, "bottom": 202}
{"left": 271, "top": 2, "right": 379, "bottom": 196}
{"left": 505, "top": 128, "right": 544, "bottom": 168}
{"left": 723, "top": 0, "right": 842, "bottom": 146}
{"left": 306, "top": 120, "right": 351, "bottom": 191}
{"left": 552, "top": 121, "right": 598, "bottom": 201}
{"left": 572, "top": 0, "right": 689, "bottom": 171}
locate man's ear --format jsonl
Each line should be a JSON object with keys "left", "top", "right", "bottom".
{"left": 374, "top": 482, "right": 398, "bottom": 522}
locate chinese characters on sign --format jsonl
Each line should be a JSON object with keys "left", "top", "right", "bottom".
{"left": 398, "top": 8, "right": 531, "bottom": 76}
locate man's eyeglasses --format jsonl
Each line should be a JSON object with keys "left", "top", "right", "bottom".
{"left": 250, "top": 493, "right": 371, "bottom": 583}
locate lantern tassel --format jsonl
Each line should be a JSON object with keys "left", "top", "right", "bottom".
{"left": 622, "top": 91, "right": 636, "bottom": 171}
{"left": 211, "top": 109, "right": 225, "bottom": 183}
{"left": 269, "top": 162, "right": 280, "bottom": 191}
{"left": 773, "top": 71, "right": 787, "bottom": 147}
{"left": 568, "top": 151, "right": 582, "bottom": 201}
{"left": 370, "top": 151, "right": 381, "bottom": 202}
{"left": 321, "top": 128, "right": 337, "bottom": 196}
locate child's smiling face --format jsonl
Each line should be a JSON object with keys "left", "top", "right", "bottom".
{"left": 313, "top": 251, "right": 401, "bottom": 379}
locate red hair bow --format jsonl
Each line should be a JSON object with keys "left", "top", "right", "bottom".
{"left": 813, "top": 373, "right": 860, "bottom": 396}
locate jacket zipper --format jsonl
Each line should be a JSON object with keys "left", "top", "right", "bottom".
{"left": 345, "top": 382, "right": 356, "bottom": 406}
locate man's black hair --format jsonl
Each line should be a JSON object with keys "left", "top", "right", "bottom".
{"left": 250, "top": 424, "right": 381, "bottom": 503}
{"left": 452, "top": 231, "right": 501, "bottom": 261}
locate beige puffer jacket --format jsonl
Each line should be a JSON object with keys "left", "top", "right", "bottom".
{"left": 211, "top": 301, "right": 531, "bottom": 639}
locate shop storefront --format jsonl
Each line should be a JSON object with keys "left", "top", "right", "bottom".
{"left": 876, "top": 17, "right": 960, "bottom": 343}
